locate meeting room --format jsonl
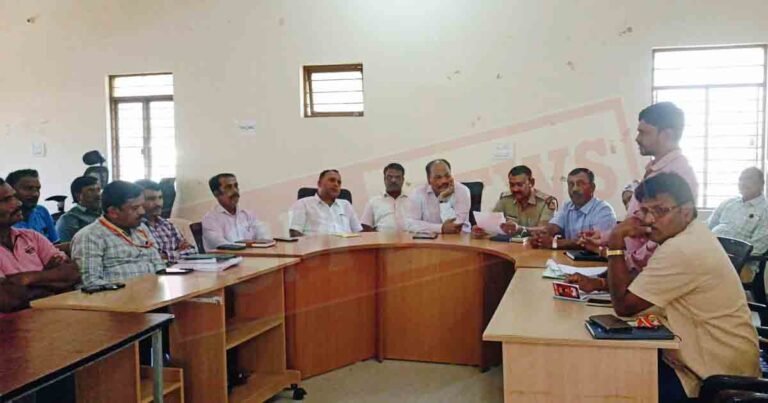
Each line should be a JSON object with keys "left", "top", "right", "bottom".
{"left": 3, "top": 1, "right": 768, "bottom": 402}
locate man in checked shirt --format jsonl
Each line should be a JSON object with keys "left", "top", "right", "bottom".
{"left": 135, "top": 180, "right": 196, "bottom": 263}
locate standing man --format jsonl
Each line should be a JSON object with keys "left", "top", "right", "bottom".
{"left": 361, "top": 163, "right": 410, "bottom": 232}
{"left": 406, "top": 159, "right": 470, "bottom": 234}
{"left": 624, "top": 102, "right": 698, "bottom": 270}
{"left": 56, "top": 176, "right": 102, "bottom": 242}
{"left": 708, "top": 167, "right": 768, "bottom": 281}
{"left": 491, "top": 165, "right": 557, "bottom": 236}
{"left": 607, "top": 173, "right": 759, "bottom": 400}
{"left": 72, "top": 181, "right": 165, "bottom": 287}
{"left": 6, "top": 169, "right": 59, "bottom": 243}
{"left": 136, "top": 180, "right": 196, "bottom": 263}
{"left": 530, "top": 168, "right": 616, "bottom": 249}
{"left": 202, "top": 173, "right": 271, "bottom": 251}
{"left": 0, "top": 178, "right": 80, "bottom": 311}
{"left": 289, "top": 170, "right": 362, "bottom": 236}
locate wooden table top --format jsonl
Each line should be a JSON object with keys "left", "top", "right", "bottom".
{"left": 219, "top": 232, "right": 600, "bottom": 268}
{"left": 31, "top": 257, "right": 299, "bottom": 313}
{"left": 0, "top": 309, "right": 172, "bottom": 400}
{"left": 483, "top": 270, "right": 679, "bottom": 349}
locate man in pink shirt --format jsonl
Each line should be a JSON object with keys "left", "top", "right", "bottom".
{"left": 0, "top": 178, "right": 80, "bottom": 313}
{"left": 569, "top": 102, "right": 698, "bottom": 291}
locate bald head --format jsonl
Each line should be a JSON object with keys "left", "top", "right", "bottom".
{"left": 739, "top": 167, "right": 765, "bottom": 201}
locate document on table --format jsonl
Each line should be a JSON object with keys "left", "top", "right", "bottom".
{"left": 542, "top": 259, "right": 607, "bottom": 279}
{"left": 474, "top": 212, "right": 505, "bottom": 235}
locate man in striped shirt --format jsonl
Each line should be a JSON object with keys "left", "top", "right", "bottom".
{"left": 135, "top": 180, "right": 196, "bottom": 263}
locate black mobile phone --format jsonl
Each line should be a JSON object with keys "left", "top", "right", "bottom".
{"left": 412, "top": 232, "right": 438, "bottom": 240}
{"left": 81, "top": 282, "right": 126, "bottom": 294}
{"left": 585, "top": 298, "right": 613, "bottom": 307}
{"left": 273, "top": 237, "right": 299, "bottom": 242}
{"left": 217, "top": 243, "right": 247, "bottom": 251}
{"left": 588, "top": 314, "right": 632, "bottom": 332}
{"left": 157, "top": 268, "right": 193, "bottom": 275}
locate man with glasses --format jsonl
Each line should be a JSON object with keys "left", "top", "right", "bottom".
{"left": 606, "top": 172, "right": 759, "bottom": 401}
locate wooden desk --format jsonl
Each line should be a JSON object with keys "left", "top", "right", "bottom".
{"left": 217, "top": 233, "right": 600, "bottom": 379}
{"left": 32, "top": 257, "right": 302, "bottom": 403}
{"left": 229, "top": 232, "right": 598, "bottom": 268}
{"left": 483, "top": 270, "right": 679, "bottom": 403}
{"left": 0, "top": 309, "right": 172, "bottom": 403}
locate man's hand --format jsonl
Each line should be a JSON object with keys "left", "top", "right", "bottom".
{"left": 470, "top": 225, "right": 487, "bottom": 239}
{"left": 43, "top": 254, "right": 68, "bottom": 270}
{"left": 179, "top": 240, "right": 193, "bottom": 251}
{"left": 576, "top": 229, "right": 603, "bottom": 254}
{"left": 566, "top": 273, "right": 606, "bottom": 292}
{"left": 529, "top": 230, "right": 554, "bottom": 249}
{"left": 608, "top": 217, "right": 650, "bottom": 249}
{"left": 437, "top": 183, "right": 455, "bottom": 202}
{"left": 500, "top": 221, "right": 520, "bottom": 236}
{"left": 441, "top": 218, "right": 463, "bottom": 234}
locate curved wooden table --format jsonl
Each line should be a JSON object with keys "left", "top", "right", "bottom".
{"left": 225, "top": 233, "right": 600, "bottom": 379}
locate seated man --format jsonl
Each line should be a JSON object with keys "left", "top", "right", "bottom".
{"left": 6, "top": 169, "right": 59, "bottom": 243}
{"left": 289, "top": 170, "right": 362, "bottom": 236}
{"left": 72, "top": 181, "right": 165, "bottom": 286}
{"left": 202, "top": 173, "right": 271, "bottom": 251}
{"left": 361, "top": 163, "right": 410, "bottom": 232}
{"left": 607, "top": 173, "right": 759, "bottom": 400}
{"left": 708, "top": 167, "right": 768, "bottom": 282}
{"left": 0, "top": 178, "right": 80, "bottom": 313}
{"left": 530, "top": 168, "right": 616, "bottom": 249}
{"left": 406, "top": 159, "right": 470, "bottom": 234}
{"left": 56, "top": 176, "right": 102, "bottom": 242}
{"left": 136, "top": 180, "right": 196, "bottom": 263}
{"left": 491, "top": 165, "right": 557, "bottom": 235}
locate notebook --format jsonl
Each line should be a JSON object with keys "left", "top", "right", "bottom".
{"left": 584, "top": 320, "right": 675, "bottom": 340}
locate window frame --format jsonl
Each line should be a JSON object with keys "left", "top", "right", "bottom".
{"left": 651, "top": 44, "right": 768, "bottom": 209}
{"left": 303, "top": 63, "right": 364, "bottom": 118}
{"left": 108, "top": 72, "right": 174, "bottom": 181}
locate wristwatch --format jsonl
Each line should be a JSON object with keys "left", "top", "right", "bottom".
{"left": 605, "top": 249, "right": 625, "bottom": 257}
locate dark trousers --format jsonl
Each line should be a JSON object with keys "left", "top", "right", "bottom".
{"left": 659, "top": 354, "right": 690, "bottom": 402}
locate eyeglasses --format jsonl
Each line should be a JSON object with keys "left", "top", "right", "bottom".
{"left": 634, "top": 204, "right": 680, "bottom": 219}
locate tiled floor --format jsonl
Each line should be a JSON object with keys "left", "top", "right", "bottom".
{"left": 270, "top": 360, "right": 503, "bottom": 403}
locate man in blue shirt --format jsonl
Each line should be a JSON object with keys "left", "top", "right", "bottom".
{"left": 530, "top": 167, "right": 616, "bottom": 249}
{"left": 6, "top": 169, "right": 59, "bottom": 243}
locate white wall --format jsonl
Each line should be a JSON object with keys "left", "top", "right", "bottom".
{"left": 1, "top": 0, "right": 766, "bottom": 232}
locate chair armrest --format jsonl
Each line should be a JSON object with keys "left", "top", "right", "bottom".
{"left": 701, "top": 375, "right": 768, "bottom": 400}
{"left": 713, "top": 389, "right": 768, "bottom": 402}
{"left": 749, "top": 256, "right": 768, "bottom": 263}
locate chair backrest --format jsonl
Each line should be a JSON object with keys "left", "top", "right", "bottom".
{"left": 717, "top": 236, "right": 754, "bottom": 275}
{"left": 297, "top": 187, "right": 353, "bottom": 204}
{"left": 461, "top": 182, "right": 484, "bottom": 226}
{"left": 159, "top": 178, "right": 177, "bottom": 219}
{"left": 190, "top": 222, "right": 205, "bottom": 253}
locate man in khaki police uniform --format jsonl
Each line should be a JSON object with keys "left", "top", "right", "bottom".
{"left": 492, "top": 165, "right": 557, "bottom": 235}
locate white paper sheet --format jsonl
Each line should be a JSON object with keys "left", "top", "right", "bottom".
{"left": 474, "top": 211, "right": 505, "bottom": 235}
{"left": 543, "top": 259, "right": 607, "bottom": 278}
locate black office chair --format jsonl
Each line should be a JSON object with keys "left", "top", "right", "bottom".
{"left": 45, "top": 195, "right": 67, "bottom": 223}
{"left": 461, "top": 181, "right": 484, "bottom": 226}
{"left": 190, "top": 222, "right": 205, "bottom": 253}
{"left": 718, "top": 237, "right": 754, "bottom": 276}
{"left": 699, "top": 338, "right": 768, "bottom": 402}
{"left": 159, "top": 178, "right": 176, "bottom": 219}
{"left": 297, "top": 187, "right": 353, "bottom": 204}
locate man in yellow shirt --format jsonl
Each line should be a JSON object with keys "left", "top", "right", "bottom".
{"left": 607, "top": 172, "right": 759, "bottom": 400}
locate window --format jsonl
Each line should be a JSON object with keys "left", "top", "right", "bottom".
{"left": 652, "top": 45, "right": 767, "bottom": 208}
{"left": 303, "top": 64, "right": 364, "bottom": 117}
{"left": 109, "top": 73, "right": 176, "bottom": 181}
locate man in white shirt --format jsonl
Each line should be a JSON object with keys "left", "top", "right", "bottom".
{"left": 202, "top": 173, "right": 271, "bottom": 251}
{"left": 361, "top": 163, "right": 410, "bottom": 232}
{"left": 406, "top": 159, "right": 470, "bottom": 234}
{"left": 289, "top": 170, "right": 362, "bottom": 236}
